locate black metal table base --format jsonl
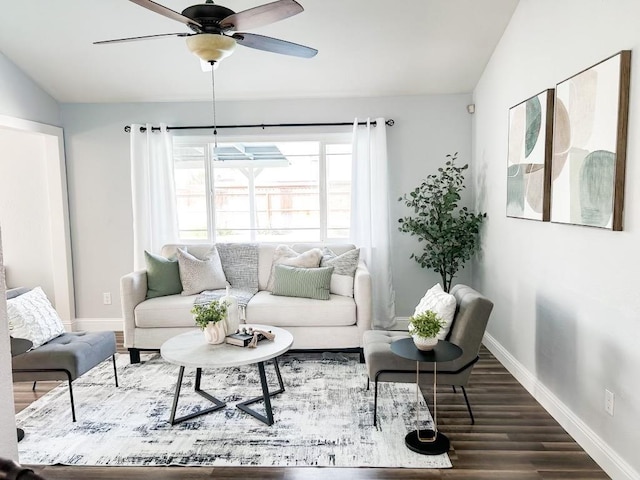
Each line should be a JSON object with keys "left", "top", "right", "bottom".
{"left": 169, "top": 358, "right": 284, "bottom": 426}
{"left": 405, "top": 430, "right": 450, "bottom": 455}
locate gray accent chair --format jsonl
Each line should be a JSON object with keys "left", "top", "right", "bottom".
{"left": 8, "top": 287, "right": 118, "bottom": 422}
{"left": 363, "top": 284, "right": 493, "bottom": 426}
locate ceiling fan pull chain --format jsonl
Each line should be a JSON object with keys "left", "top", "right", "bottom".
{"left": 210, "top": 61, "right": 218, "bottom": 147}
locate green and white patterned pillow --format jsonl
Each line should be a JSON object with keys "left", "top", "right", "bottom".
{"left": 320, "top": 247, "right": 360, "bottom": 297}
{"left": 271, "top": 265, "right": 334, "bottom": 300}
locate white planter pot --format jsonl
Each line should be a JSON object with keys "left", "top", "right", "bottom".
{"left": 412, "top": 334, "right": 438, "bottom": 351}
{"left": 203, "top": 321, "right": 227, "bottom": 345}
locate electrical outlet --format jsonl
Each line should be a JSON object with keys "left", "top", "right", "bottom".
{"left": 103, "top": 292, "right": 112, "bottom": 305}
{"left": 605, "top": 389, "right": 615, "bottom": 416}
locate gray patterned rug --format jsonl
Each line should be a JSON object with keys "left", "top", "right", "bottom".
{"left": 16, "top": 352, "right": 451, "bottom": 468}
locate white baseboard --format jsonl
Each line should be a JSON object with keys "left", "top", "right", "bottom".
{"left": 483, "top": 332, "right": 639, "bottom": 480}
{"left": 74, "top": 318, "right": 123, "bottom": 332}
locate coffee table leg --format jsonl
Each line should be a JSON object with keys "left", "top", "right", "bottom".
{"left": 169, "top": 366, "right": 226, "bottom": 425}
{"left": 236, "top": 358, "right": 285, "bottom": 425}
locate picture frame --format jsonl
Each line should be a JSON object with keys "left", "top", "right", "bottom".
{"left": 506, "top": 89, "right": 555, "bottom": 221}
{"left": 550, "top": 50, "right": 631, "bottom": 230}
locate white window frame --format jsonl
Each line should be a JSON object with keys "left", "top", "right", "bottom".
{"left": 173, "top": 131, "right": 352, "bottom": 243}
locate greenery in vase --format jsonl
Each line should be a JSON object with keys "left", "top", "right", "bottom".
{"left": 408, "top": 310, "right": 445, "bottom": 338}
{"left": 191, "top": 300, "right": 228, "bottom": 330}
{"left": 398, "top": 153, "right": 486, "bottom": 292}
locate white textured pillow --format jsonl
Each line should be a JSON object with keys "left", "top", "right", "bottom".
{"left": 413, "top": 283, "right": 457, "bottom": 340}
{"left": 320, "top": 247, "right": 360, "bottom": 297}
{"left": 7, "top": 287, "right": 65, "bottom": 348}
{"left": 266, "top": 245, "right": 323, "bottom": 291}
{"left": 177, "top": 247, "right": 227, "bottom": 296}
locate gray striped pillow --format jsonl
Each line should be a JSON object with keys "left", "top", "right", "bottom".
{"left": 271, "top": 265, "right": 334, "bottom": 300}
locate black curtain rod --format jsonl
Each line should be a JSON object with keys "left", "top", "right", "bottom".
{"left": 124, "top": 119, "right": 394, "bottom": 133}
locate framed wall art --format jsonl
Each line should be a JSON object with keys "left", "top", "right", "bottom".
{"left": 507, "top": 89, "right": 554, "bottom": 221}
{"left": 550, "top": 50, "right": 631, "bottom": 230}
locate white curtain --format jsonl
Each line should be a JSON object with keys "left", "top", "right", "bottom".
{"left": 130, "top": 123, "right": 178, "bottom": 270}
{"left": 350, "top": 118, "right": 396, "bottom": 329}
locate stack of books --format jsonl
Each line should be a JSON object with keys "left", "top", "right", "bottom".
{"left": 226, "top": 330, "right": 268, "bottom": 347}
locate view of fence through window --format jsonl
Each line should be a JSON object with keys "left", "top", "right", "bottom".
{"left": 173, "top": 138, "right": 352, "bottom": 242}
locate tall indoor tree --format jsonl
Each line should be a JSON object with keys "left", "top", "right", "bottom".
{"left": 398, "top": 153, "right": 486, "bottom": 292}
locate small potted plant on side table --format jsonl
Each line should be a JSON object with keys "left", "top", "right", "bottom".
{"left": 408, "top": 310, "right": 445, "bottom": 351}
{"left": 192, "top": 300, "right": 229, "bottom": 345}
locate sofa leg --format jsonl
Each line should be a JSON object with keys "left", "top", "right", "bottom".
{"left": 359, "top": 348, "right": 365, "bottom": 364}
{"left": 129, "top": 348, "right": 141, "bottom": 364}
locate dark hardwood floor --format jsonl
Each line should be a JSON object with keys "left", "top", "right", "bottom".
{"left": 12, "top": 333, "right": 610, "bottom": 479}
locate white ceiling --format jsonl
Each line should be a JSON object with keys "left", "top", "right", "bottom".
{"left": 0, "top": 0, "right": 519, "bottom": 103}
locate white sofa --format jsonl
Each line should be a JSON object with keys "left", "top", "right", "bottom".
{"left": 120, "top": 243, "right": 372, "bottom": 363}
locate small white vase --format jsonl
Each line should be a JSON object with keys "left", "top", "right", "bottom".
{"left": 203, "top": 321, "right": 227, "bottom": 345}
{"left": 412, "top": 335, "right": 438, "bottom": 351}
{"left": 221, "top": 286, "right": 240, "bottom": 335}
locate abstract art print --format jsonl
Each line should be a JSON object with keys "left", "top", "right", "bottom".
{"left": 507, "top": 89, "right": 554, "bottom": 221}
{"left": 550, "top": 51, "right": 631, "bottom": 230}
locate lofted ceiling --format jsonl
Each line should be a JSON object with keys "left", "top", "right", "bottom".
{"left": 0, "top": 0, "right": 519, "bottom": 103}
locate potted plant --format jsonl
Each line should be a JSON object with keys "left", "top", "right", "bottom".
{"left": 398, "top": 153, "right": 486, "bottom": 292}
{"left": 408, "top": 310, "right": 445, "bottom": 351}
{"left": 191, "top": 300, "right": 229, "bottom": 344}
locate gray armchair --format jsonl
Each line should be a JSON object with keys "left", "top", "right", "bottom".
{"left": 8, "top": 287, "right": 118, "bottom": 422}
{"left": 362, "top": 284, "right": 493, "bottom": 426}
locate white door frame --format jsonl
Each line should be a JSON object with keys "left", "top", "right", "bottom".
{"left": 0, "top": 114, "right": 75, "bottom": 323}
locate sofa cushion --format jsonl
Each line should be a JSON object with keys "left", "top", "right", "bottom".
{"left": 177, "top": 247, "right": 227, "bottom": 296}
{"left": 271, "top": 265, "right": 333, "bottom": 300}
{"left": 134, "top": 294, "right": 197, "bottom": 328}
{"left": 246, "top": 291, "right": 356, "bottom": 327}
{"left": 320, "top": 247, "right": 360, "bottom": 297}
{"left": 144, "top": 251, "right": 182, "bottom": 299}
{"left": 266, "top": 245, "right": 322, "bottom": 291}
{"left": 7, "top": 287, "right": 65, "bottom": 348}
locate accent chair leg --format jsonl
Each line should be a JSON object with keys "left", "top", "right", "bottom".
{"left": 65, "top": 371, "right": 77, "bottom": 422}
{"left": 461, "top": 386, "right": 474, "bottom": 425}
{"left": 129, "top": 348, "right": 141, "bottom": 364}
{"left": 32, "top": 381, "right": 37, "bottom": 391}
{"left": 373, "top": 379, "right": 378, "bottom": 427}
{"left": 112, "top": 355, "right": 119, "bottom": 387}
{"left": 366, "top": 377, "right": 370, "bottom": 391}
{"left": 359, "top": 348, "right": 365, "bottom": 364}
{"left": 452, "top": 386, "right": 457, "bottom": 393}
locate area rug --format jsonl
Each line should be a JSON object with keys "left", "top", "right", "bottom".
{"left": 16, "top": 352, "right": 451, "bottom": 468}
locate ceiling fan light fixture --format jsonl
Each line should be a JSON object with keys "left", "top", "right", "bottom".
{"left": 186, "top": 34, "right": 237, "bottom": 63}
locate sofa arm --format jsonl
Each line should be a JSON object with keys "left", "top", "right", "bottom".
{"left": 120, "top": 270, "right": 147, "bottom": 348}
{"left": 353, "top": 261, "right": 373, "bottom": 347}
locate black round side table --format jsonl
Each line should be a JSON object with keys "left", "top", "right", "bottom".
{"left": 391, "top": 338, "right": 462, "bottom": 455}
{"left": 11, "top": 337, "right": 33, "bottom": 442}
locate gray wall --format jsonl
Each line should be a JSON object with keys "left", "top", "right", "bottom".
{"left": 60, "top": 94, "right": 473, "bottom": 320}
{"left": 0, "top": 52, "right": 60, "bottom": 125}
{"left": 472, "top": 0, "right": 640, "bottom": 477}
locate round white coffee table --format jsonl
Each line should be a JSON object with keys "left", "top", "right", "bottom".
{"left": 161, "top": 324, "right": 293, "bottom": 426}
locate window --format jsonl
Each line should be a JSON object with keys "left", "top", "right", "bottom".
{"left": 173, "top": 135, "right": 352, "bottom": 243}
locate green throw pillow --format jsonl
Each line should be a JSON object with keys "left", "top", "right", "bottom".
{"left": 145, "top": 251, "right": 183, "bottom": 299}
{"left": 271, "top": 265, "right": 334, "bottom": 300}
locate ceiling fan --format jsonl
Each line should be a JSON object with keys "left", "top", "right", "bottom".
{"left": 95, "top": 0, "right": 318, "bottom": 63}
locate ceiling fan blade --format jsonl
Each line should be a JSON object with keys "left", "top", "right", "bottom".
{"left": 94, "top": 33, "right": 190, "bottom": 45}
{"left": 233, "top": 32, "right": 317, "bottom": 58}
{"left": 129, "top": 0, "right": 202, "bottom": 29}
{"left": 221, "top": 0, "right": 303, "bottom": 31}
